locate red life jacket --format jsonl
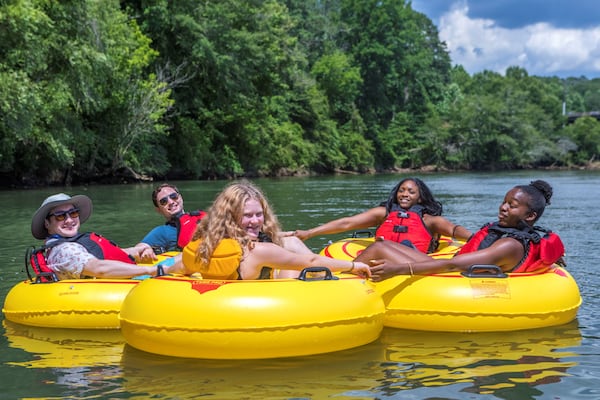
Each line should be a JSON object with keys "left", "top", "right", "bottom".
{"left": 457, "top": 222, "right": 565, "bottom": 272}
{"left": 167, "top": 211, "right": 206, "bottom": 249}
{"left": 26, "top": 232, "right": 135, "bottom": 282}
{"left": 375, "top": 205, "right": 437, "bottom": 253}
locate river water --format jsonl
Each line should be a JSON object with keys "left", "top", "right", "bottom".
{"left": 0, "top": 171, "right": 598, "bottom": 399}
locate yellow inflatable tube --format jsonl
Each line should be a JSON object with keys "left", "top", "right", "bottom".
{"left": 2, "top": 278, "right": 138, "bottom": 329}
{"left": 2, "top": 252, "right": 179, "bottom": 329}
{"left": 320, "top": 235, "right": 462, "bottom": 260}
{"left": 119, "top": 268, "right": 386, "bottom": 359}
{"left": 320, "top": 237, "right": 581, "bottom": 332}
{"left": 375, "top": 266, "right": 581, "bottom": 332}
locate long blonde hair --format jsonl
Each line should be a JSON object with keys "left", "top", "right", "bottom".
{"left": 192, "top": 180, "right": 282, "bottom": 266}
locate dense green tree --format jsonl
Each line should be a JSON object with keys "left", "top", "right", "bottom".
{"left": 560, "top": 117, "right": 600, "bottom": 164}
{"left": 1, "top": 0, "right": 597, "bottom": 187}
{"left": 445, "top": 67, "right": 567, "bottom": 169}
{"left": 283, "top": 0, "right": 343, "bottom": 65}
{"left": 562, "top": 77, "right": 600, "bottom": 112}
{"left": 0, "top": 1, "right": 69, "bottom": 182}
{"left": 583, "top": 89, "right": 600, "bottom": 111}
{"left": 338, "top": 0, "right": 451, "bottom": 168}
{"left": 0, "top": 0, "right": 171, "bottom": 185}
{"left": 128, "top": 0, "right": 309, "bottom": 176}
{"left": 311, "top": 50, "right": 362, "bottom": 122}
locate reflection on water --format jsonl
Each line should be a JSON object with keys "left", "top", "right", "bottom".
{"left": 3, "top": 320, "right": 125, "bottom": 369}
{"left": 2, "top": 319, "right": 582, "bottom": 399}
{"left": 120, "top": 341, "right": 386, "bottom": 399}
{"left": 375, "top": 323, "right": 581, "bottom": 399}
{"left": 2, "top": 320, "right": 126, "bottom": 399}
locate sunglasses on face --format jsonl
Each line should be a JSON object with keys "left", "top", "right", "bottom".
{"left": 159, "top": 192, "right": 179, "bottom": 206}
{"left": 48, "top": 208, "right": 80, "bottom": 221}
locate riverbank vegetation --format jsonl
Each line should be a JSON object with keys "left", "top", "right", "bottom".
{"left": 1, "top": 0, "right": 599, "bottom": 187}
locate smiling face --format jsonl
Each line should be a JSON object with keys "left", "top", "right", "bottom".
{"left": 45, "top": 203, "right": 80, "bottom": 238}
{"left": 240, "top": 198, "right": 264, "bottom": 240}
{"left": 155, "top": 186, "right": 184, "bottom": 219}
{"left": 498, "top": 188, "right": 536, "bottom": 227}
{"left": 395, "top": 179, "right": 421, "bottom": 209}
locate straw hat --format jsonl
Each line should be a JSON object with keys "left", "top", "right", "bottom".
{"left": 31, "top": 193, "right": 93, "bottom": 239}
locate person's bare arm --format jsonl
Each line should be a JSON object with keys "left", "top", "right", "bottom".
{"left": 123, "top": 242, "right": 158, "bottom": 263}
{"left": 242, "top": 242, "right": 371, "bottom": 278}
{"left": 291, "top": 207, "right": 386, "bottom": 240}
{"left": 363, "top": 238, "right": 524, "bottom": 281}
{"left": 82, "top": 258, "right": 157, "bottom": 279}
{"left": 424, "top": 215, "right": 472, "bottom": 241}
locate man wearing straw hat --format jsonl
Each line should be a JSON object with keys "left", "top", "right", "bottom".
{"left": 31, "top": 193, "right": 173, "bottom": 280}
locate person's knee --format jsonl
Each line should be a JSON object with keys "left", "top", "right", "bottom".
{"left": 370, "top": 240, "right": 388, "bottom": 250}
{"left": 356, "top": 240, "right": 382, "bottom": 260}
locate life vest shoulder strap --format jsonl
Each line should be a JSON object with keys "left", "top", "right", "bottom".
{"left": 513, "top": 229, "right": 565, "bottom": 272}
{"left": 173, "top": 211, "right": 207, "bottom": 249}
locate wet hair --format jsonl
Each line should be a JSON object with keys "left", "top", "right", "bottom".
{"left": 384, "top": 177, "right": 443, "bottom": 216}
{"left": 192, "top": 180, "right": 282, "bottom": 266}
{"left": 152, "top": 183, "right": 180, "bottom": 207}
{"left": 514, "top": 180, "right": 553, "bottom": 222}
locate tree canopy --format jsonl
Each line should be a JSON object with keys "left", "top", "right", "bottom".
{"left": 0, "top": 0, "right": 598, "bottom": 187}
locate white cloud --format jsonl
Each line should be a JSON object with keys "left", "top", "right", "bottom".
{"left": 439, "top": 2, "right": 600, "bottom": 77}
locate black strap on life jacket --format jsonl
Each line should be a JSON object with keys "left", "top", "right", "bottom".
{"left": 479, "top": 221, "right": 544, "bottom": 250}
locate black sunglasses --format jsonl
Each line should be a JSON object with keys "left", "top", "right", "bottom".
{"left": 159, "top": 192, "right": 179, "bottom": 206}
{"left": 48, "top": 208, "right": 80, "bottom": 221}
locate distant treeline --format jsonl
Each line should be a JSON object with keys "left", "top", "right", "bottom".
{"left": 1, "top": 0, "right": 599, "bottom": 187}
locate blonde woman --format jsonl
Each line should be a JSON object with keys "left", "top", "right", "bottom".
{"left": 176, "top": 180, "right": 370, "bottom": 280}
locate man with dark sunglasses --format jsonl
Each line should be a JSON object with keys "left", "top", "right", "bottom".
{"left": 137, "top": 183, "right": 206, "bottom": 255}
{"left": 31, "top": 193, "right": 170, "bottom": 280}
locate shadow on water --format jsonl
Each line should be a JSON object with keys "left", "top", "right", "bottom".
{"left": 3, "top": 319, "right": 582, "bottom": 399}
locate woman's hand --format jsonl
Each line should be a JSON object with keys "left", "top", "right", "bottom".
{"left": 130, "top": 243, "right": 158, "bottom": 263}
{"left": 292, "top": 229, "right": 311, "bottom": 241}
{"left": 350, "top": 261, "right": 372, "bottom": 278}
{"left": 368, "top": 259, "right": 405, "bottom": 282}
{"left": 281, "top": 230, "right": 311, "bottom": 240}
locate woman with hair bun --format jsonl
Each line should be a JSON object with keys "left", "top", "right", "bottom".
{"left": 356, "top": 180, "right": 565, "bottom": 281}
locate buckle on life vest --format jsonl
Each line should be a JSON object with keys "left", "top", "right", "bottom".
{"left": 393, "top": 225, "right": 408, "bottom": 233}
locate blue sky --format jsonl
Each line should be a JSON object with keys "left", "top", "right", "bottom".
{"left": 410, "top": 0, "right": 600, "bottom": 78}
